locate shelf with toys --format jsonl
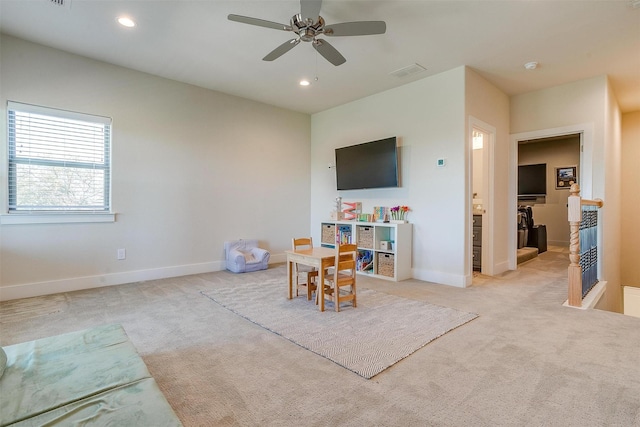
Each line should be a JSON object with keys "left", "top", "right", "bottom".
{"left": 319, "top": 220, "right": 412, "bottom": 281}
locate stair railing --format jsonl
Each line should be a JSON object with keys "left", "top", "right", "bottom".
{"left": 567, "top": 184, "right": 604, "bottom": 307}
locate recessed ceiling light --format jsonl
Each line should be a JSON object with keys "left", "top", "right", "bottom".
{"left": 299, "top": 80, "right": 311, "bottom": 86}
{"left": 117, "top": 16, "right": 136, "bottom": 28}
{"left": 524, "top": 61, "right": 539, "bottom": 70}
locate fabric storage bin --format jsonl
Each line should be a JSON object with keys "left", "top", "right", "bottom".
{"left": 357, "top": 226, "right": 373, "bottom": 248}
{"left": 377, "top": 253, "right": 395, "bottom": 277}
{"left": 321, "top": 224, "right": 336, "bottom": 245}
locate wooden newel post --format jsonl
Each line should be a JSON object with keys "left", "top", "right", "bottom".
{"left": 567, "top": 184, "right": 582, "bottom": 307}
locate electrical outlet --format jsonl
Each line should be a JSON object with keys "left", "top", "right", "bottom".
{"left": 117, "top": 248, "right": 126, "bottom": 260}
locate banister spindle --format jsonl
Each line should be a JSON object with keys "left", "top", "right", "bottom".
{"left": 567, "top": 184, "right": 582, "bottom": 307}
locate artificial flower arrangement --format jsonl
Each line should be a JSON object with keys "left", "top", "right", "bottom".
{"left": 390, "top": 205, "right": 410, "bottom": 221}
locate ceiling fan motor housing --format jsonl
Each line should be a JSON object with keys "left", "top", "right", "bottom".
{"left": 292, "top": 14, "right": 325, "bottom": 42}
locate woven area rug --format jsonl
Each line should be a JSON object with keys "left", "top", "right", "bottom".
{"left": 201, "top": 279, "right": 478, "bottom": 379}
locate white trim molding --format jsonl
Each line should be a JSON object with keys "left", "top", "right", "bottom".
{"left": 468, "top": 116, "right": 497, "bottom": 277}
{"left": 0, "top": 261, "right": 222, "bottom": 301}
{"left": 0, "top": 253, "right": 288, "bottom": 301}
{"left": 0, "top": 213, "right": 116, "bottom": 225}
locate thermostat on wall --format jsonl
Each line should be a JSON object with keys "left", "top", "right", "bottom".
{"left": 437, "top": 158, "right": 446, "bottom": 167}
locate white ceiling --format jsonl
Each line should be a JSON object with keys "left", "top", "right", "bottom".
{"left": 1, "top": 0, "right": 639, "bottom": 114}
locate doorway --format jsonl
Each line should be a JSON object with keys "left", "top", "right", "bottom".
{"left": 469, "top": 117, "right": 495, "bottom": 278}
{"left": 509, "top": 124, "right": 592, "bottom": 269}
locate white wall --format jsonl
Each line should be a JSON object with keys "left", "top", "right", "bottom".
{"left": 1, "top": 35, "right": 624, "bottom": 304}
{"left": 0, "top": 35, "right": 311, "bottom": 300}
{"left": 621, "top": 111, "right": 640, "bottom": 288}
{"left": 310, "top": 67, "right": 509, "bottom": 287}
{"left": 511, "top": 76, "right": 622, "bottom": 313}
{"left": 465, "top": 68, "right": 511, "bottom": 276}
{"left": 596, "top": 80, "right": 622, "bottom": 312}
{"left": 623, "top": 287, "right": 640, "bottom": 318}
{"left": 312, "top": 67, "right": 473, "bottom": 287}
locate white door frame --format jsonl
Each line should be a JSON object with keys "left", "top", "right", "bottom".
{"left": 469, "top": 117, "right": 496, "bottom": 278}
{"left": 508, "top": 123, "right": 594, "bottom": 269}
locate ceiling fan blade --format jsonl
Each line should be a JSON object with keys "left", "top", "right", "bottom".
{"left": 228, "top": 14, "right": 291, "bottom": 31}
{"left": 300, "top": 0, "right": 322, "bottom": 23}
{"left": 263, "top": 39, "right": 301, "bottom": 61}
{"left": 324, "top": 21, "right": 387, "bottom": 36}
{"left": 313, "top": 39, "right": 346, "bottom": 66}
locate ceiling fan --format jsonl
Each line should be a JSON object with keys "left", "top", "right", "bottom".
{"left": 228, "top": 0, "right": 386, "bottom": 66}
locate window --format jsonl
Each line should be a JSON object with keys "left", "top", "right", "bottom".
{"left": 7, "top": 101, "right": 112, "bottom": 214}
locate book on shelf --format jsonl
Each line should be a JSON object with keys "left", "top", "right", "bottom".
{"left": 337, "top": 225, "right": 352, "bottom": 244}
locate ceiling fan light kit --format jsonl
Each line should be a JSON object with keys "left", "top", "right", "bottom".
{"left": 228, "top": 0, "right": 386, "bottom": 66}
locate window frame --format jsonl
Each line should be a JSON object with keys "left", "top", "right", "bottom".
{"left": 2, "top": 101, "right": 115, "bottom": 225}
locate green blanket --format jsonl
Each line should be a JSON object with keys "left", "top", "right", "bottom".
{"left": 0, "top": 324, "right": 181, "bottom": 426}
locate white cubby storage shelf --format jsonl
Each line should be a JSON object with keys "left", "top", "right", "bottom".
{"left": 320, "top": 220, "right": 412, "bottom": 281}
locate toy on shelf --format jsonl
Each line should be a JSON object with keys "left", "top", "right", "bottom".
{"left": 357, "top": 250, "right": 373, "bottom": 272}
{"left": 342, "top": 201, "right": 362, "bottom": 220}
{"left": 373, "top": 206, "right": 389, "bottom": 222}
{"left": 330, "top": 196, "right": 345, "bottom": 220}
{"left": 357, "top": 213, "right": 372, "bottom": 222}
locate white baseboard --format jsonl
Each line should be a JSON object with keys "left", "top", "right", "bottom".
{"left": 492, "top": 260, "right": 510, "bottom": 276}
{"left": 0, "top": 252, "right": 289, "bottom": 302}
{"left": 412, "top": 268, "right": 468, "bottom": 288}
{"left": 0, "top": 261, "right": 222, "bottom": 301}
{"left": 269, "top": 253, "right": 287, "bottom": 264}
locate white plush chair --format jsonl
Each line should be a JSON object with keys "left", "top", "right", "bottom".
{"left": 224, "top": 239, "right": 270, "bottom": 273}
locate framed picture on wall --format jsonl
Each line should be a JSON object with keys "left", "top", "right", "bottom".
{"left": 555, "top": 166, "right": 577, "bottom": 189}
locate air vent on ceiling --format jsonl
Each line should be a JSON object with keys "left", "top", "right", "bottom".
{"left": 49, "top": 0, "right": 72, "bottom": 9}
{"left": 389, "top": 63, "right": 427, "bottom": 79}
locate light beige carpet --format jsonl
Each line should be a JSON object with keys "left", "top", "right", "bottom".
{"left": 3, "top": 253, "right": 640, "bottom": 426}
{"left": 0, "top": 293, "right": 67, "bottom": 323}
{"left": 202, "top": 279, "right": 478, "bottom": 379}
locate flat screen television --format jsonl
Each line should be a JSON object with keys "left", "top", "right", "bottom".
{"left": 335, "top": 137, "right": 398, "bottom": 191}
{"left": 518, "top": 163, "right": 547, "bottom": 196}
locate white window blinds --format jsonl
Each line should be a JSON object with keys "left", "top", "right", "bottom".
{"left": 7, "top": 101, "right": 112, "bottom": 212}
